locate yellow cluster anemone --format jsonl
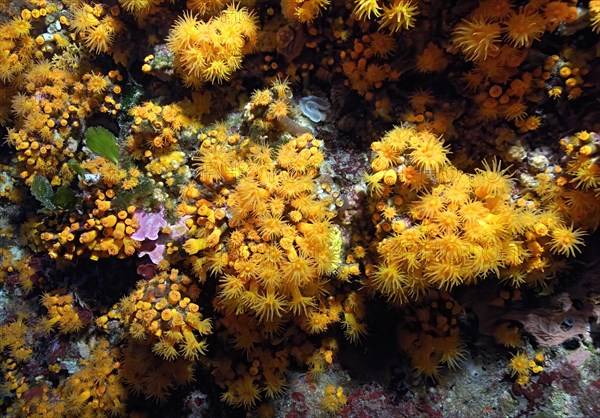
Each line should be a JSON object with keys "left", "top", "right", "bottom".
{"left": 120, "top": 341, "right": 196, "bottom": 402}
{"left": 38, "top": 292, "right": 85, "bottom": 334}
{"left": 365, "top": 124, "right": 587, "bottom": 303}
{"left": 503, "top": 9, "right": 546, "bottom": 48}
{"left": 1, "top": 1, "right": 597, "bottom": 415}
{"left": 209, "top": 315, "right": 290, "bottom": 407}
{"left": 190, "top": 127, "right": 244, "bottom": 186}
{"left": 547, "top": 53, "right": 590, "bottom": 101}
{"left": 416, "top": 42, "right": 449, "bottom": 73}
{"left": 209, "top": 331, "right": 341, "bottom": 409}
{"left": 145, "top": 150, "right": 187, "bottom": 179}
{"left": 245, "top": 78, "right": 295, "bottom": 133}
{"left": 6, "top": 66, "right": 122, "bottom": 186}
{"left": 166, "top": 4, "right": 259, "bottom": 88}
{"left": 192, "top": 131, "right": 342, "bottom": 329}
{"left": 186, "top": 0, "right": 229, "bottom": 16}
{"left": 0, "top": 313, "right": 33, "bottom": 364}
{"left": 397, "top": 291, "right": 466, "bottom": 380}
{"left": 0, "top": 17, "right": 34, "bottom": 83}
{"left": 281, "top": 0, "right": 330, "bottom": 23}
{"left": 341, "top": 291, "right": 368, "bottom": 343}
{"left": 321, "top": 385, "right": 347, "bottom": 414}
{"left": 546, "top": 131, "right": 600, "bottom": 230}
{"left": 304, "top": 337, "right": 340, "bottom": 379}
{"left": 98, "top": 269, "right": 212, "bottom": 361}
{"left": 0, "top": 1, "right": 74, "bottom": 85}
{"left": 457, "top": 45, "right": 592, "bottom": 133}
{"left": 449, "top": 1, "right": 590, "bottom": 128}
{"left": 127, "top": 101, "right": 195, "bottom": 157}
{"left": 352, "top": 0, "right": 419, "bottom": 33}
{"left": 341, "top": 33, "right": 401, "bottom": 102}
{"left": 493, "top": 321, "right": 523, "bottom": 348}
{"left": 118, "top": 0, "right": 162, "bottom": 18}
{"left": 61, "top": 339, "right": 126, "bottom": 417}
{"left": 36, "top": 202, "right": 141, "bottom": 261}
{"left": 0, "top": 165, "right": 21, "bottom": 202}
{"left": 401, "top": 89, "right": 459, "bottom": 137}
{"left": 352, "top": 0, "right": 381, "bottom": 21}
{"left": 69, "top": 3, "right": 123, "bottom": 54}
{"left": 175, "top": 120, "right": 358, "bottom": 406}
{"left": 452, "top": 18, "right": 502, "bottom": 62}
{"left": 508, "top": 351, "right": 544, "bottom": 386}
{"left": 1, "top": 358, "right": 30, "bottom": 401}
{"left": 378, "top": 0, "right": 419, "bottom": 32}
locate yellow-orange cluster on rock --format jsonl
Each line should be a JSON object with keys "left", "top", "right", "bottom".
{"left": 537, "top": 131, "right": 600, "bottom": 230}
{"left": 321, "top": 384, "right": 347, "bottom": 414}
{"left": 39, "top": 292, "right": 85, "bottom": 334}
{"left": 126, "top": 101, "right": 196, "bottom": 157}
{"left": 208, "top": 325, "right": 293, "bottom": 409}
{"left": 34, "top": 199, "right": 140, "bottom": 261}
{"left": 166, "top": 4, "right": 259, "bottom": 88}
{"left": 208, "top": 321, "right": 344, "bottom": 409}
{"left": 174, "top": 123, "right": 368, "bottom": 406}
{"left": 190, "top": 128, "right": 344, "bottom": 331}
{"left": 365, "top": 125, "right": 587, "bottom": 303}
{"left": 244, "top": 79, "right": 295, "bottom": 133}
{"left": 397, "top": 290, "right": 466, "bottom": 379}
{"left": 0, "top": 1, "right": 75, "bottom": 89}
{"left": 450, "top": 1, "right": 585, "bottom": 129}
{"left": 281, "top": 0, "right": 331, "bottom": 23}
{"left": 592, "top": 1, "right": 600, "bottom": 32}
{"left": 69, "top": 3, "right": 123, "bottom": 55}
{"left": 1, "top": 0, "right": 599, "bottom": 415}
{"left": 0, "top": 14, "right": 36, "bottom": 84}
{"left": 451, "top": 1, "right": 576, "bottom": 64}
{"left": 60, "top": 339, "right": 126, "bottom": 417}
{"left": 341, "top": 33, "right": 401, "bottom": 101}
{"left": 98, "top": 268, "right": 212, "bottom": 361}
{"left": 1, "top": 359, "right": 30, "bottom": 404}
{"left": 541, "top": 52, "right": 590, "bottom": 101}
{"left": 6, "top": 65, "right": 122, "bottom": 186}
{"left": 402, "top": 90, "right": 459, "bottom": 138}
{"left": 0, "top": 313, "right": 33, "bottom": 365}
{"left": 508, "top": 350, "right": 544, "bottom": 386}
{"left": 352, "top": 0, "right": 420, "bottom": 33}
{"left": 119, "top": 341, "right": 196, "bottom": 402}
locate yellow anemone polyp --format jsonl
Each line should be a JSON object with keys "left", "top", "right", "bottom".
{"left": 383, "top": 169, "right": 397, "bottom": 185}
{"left": 161, "top": 309, "right": 172, "bottom": 322}
{"left": 101, "top": 214, "right": 117, "bottom": 228}
{"left": 80, "top": 230, "right": 98, "bottom": 244}
{"left": 112, "top": 222, "right": 126, "bottom": 239}
{"left": 167, "top": 290, "right": 181, "bottom": 305}
{"left": 183, "top": 238, "right": 207, "bottom": 255}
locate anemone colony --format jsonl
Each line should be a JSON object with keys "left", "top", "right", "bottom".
{"left": 0, "top": 0, "right": 599, "bottom": 416}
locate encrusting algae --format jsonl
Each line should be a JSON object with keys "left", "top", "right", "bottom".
{"left": 0, "top": 0, "right": 599, "bottom": 416}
